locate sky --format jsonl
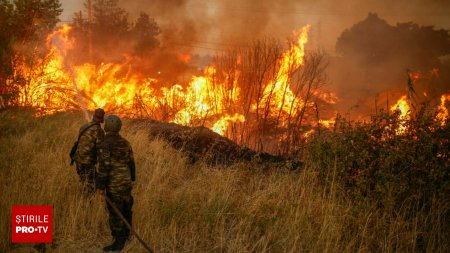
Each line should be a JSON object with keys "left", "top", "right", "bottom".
{"left": 59, "top": 0, "right": 450, "bottom": 55}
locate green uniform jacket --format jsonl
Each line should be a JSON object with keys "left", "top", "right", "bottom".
{"left": 96, "top": 132, "right": 136, "bottom": 195}
{"left": 75, "top": 121, "right": 105, "bottom": 165}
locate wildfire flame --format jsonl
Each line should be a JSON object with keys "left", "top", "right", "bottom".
{"left": 17, "top": 24, "right": 320, "bottom": 138}
{"left": 390, "top": 95, "right": 411, "bottom": 134}
{"left": 253, "top": 25, "right": 310, "bottom": 120}
{"left": 18, "top": 25, "right": 159, "bottom": 116}
{"left": 389, "top": 91, "right": 449, "bottom": 133}
{"left": 211, "top": 113, "right": 246, "bottom": 135}
{"left": 172, "top": 66, "right": 242, "bottom": 127}
{"left": 437, "top": 93, "right": 450, "bottom": 126}
{"left": 302, "top": 129, "right": 315, "bottom": 138}
{"left": 11, "top": 22, "right": 449, "bottom": 150}
{"left": 319, "top": 119, "right": 335, "bottom": 128}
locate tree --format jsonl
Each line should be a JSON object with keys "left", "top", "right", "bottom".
{"left": 13, "top": 0, "right": 62, "bottom": 42}
{"left": 332, "top": 13, "right": 450, "bottom": 115}
{"left": 71, "top": 0, "right": 160, "bottom": 63}
{"left": 71, "top": 10, "right": 87, "bottom": 30}
{"left": 336, "top": 13, "right": 450, "bottom": 70}
{"left": 0, "top": 0, "right": 14, "bottom": 78}
{"left": 0, "top": 0, "right": 62, "bottom": 106}
{"left": 131, "top": 12, "right": 160, "bottom": 55}
{"left": 199, "top": 39, "right": 329, "bottom": 154}
{"left": 92, "top": 0, "right": 128, "bottom": 36}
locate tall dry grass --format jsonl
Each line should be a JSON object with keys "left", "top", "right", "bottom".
{"left": 0, "top": 110, "right": 447, "bottom": 252}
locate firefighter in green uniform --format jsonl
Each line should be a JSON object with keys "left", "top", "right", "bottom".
{"left": 74, "top": 108, "right": 105, "bottom": 194}
{"left": 96, "top": 115, "right": 136, "bottom": 252}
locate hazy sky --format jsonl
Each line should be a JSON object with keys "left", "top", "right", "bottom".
{"left": 60, "top": 0, "right": 450, "bottom": 54}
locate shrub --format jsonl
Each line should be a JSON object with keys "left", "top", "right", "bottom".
{"left": 307, "top": 107, "right": 449, "bottom": 210}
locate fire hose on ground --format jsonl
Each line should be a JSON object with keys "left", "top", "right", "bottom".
{"left": 104, "top": 195, "right": 154, "bottom": 253}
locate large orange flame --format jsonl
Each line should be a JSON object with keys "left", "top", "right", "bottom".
{"left": 172, "top": 66, "right": 242, "bottom": 126}
{"left": 17, "top": 24, "right": 248, "bottom": 133}
{"left": 15, "top": 24, "right": 343, "bottom": 145}
{"left": 14, "top": 23, "right": 449, "bottom": 146}
{"left": 253, "top": 25, "right": 310, "bottom": 121}
{"left": 211, "top": 113, "right": 246, "bottom": 135}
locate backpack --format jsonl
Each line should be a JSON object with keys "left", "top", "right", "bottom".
{"left": 70, "top": 123, "right": 100, "bottom": 165}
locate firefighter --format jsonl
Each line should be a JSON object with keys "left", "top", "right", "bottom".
{"left": 74, "top": 108, "right": 105, "bottom": 194}
{"left": 96, "top": 115, "right": 136, "bottom": 252}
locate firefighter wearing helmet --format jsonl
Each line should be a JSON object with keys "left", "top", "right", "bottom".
{"left": 96, "top": 115, "right": 136, "bottom": 252}
{"left": 73, "top": 108, "right": 105, "bottom": 194}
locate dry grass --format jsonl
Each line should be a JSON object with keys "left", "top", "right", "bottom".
{"left": 0, "top": 110, "right": 447, "bottom": 252}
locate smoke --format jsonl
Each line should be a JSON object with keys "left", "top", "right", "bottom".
{"left": 118, "top": 0, "right": 305, "bottom": 52}
{"left": 115, "top": 0, "right": 450, "bottom": 52}
{"left": 61, "top": 0, "right": 450, "bottom": 57}
{"left": 118, "top": 0, "right": 200, "bottom": 50}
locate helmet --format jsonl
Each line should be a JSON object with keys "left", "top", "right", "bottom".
{"left": 104, "top": 115, "right": 122, "bottom": 132}
{"left": 93, "top": 108, "right": 105, "bottom": 123}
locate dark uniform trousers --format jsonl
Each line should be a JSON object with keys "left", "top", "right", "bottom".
{"left": 107, "top": 192, "right": 133, "bottom": 238}
{"left": 96, "top": 132, "right": 136, "bottom": 241}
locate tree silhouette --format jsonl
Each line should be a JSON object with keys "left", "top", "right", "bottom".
{"left": 70, "top": 0, "right": 160, "bottom": 63}
{"left": 92, "top": 0, "right": 128, "bottom": 36}
{"left": 336, "top": 13, "right": 450, "bottom": 70}
{"left": 331, "top": 13, "right": 450, "bottom": 112}
{"left": 131, "top": 12, "right": 160, "bottom": 55}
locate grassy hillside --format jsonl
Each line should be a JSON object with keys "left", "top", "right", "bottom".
{"left": 0, "top": 109, "right": 448, "bottom": 252}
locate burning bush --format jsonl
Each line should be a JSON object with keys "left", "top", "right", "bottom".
{"left": 307, "top": 106, "right": 450, "bottom": 210}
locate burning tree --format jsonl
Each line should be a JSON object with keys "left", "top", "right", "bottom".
{"left": 0, "top": 0, "right": 62, "bottom": 106}
{"left": 161, "top": 26, "right": 335, "bottom": 154}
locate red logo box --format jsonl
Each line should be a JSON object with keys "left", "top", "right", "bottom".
{"left": 12, "top": 206, "right": 52, "bottom": 243}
